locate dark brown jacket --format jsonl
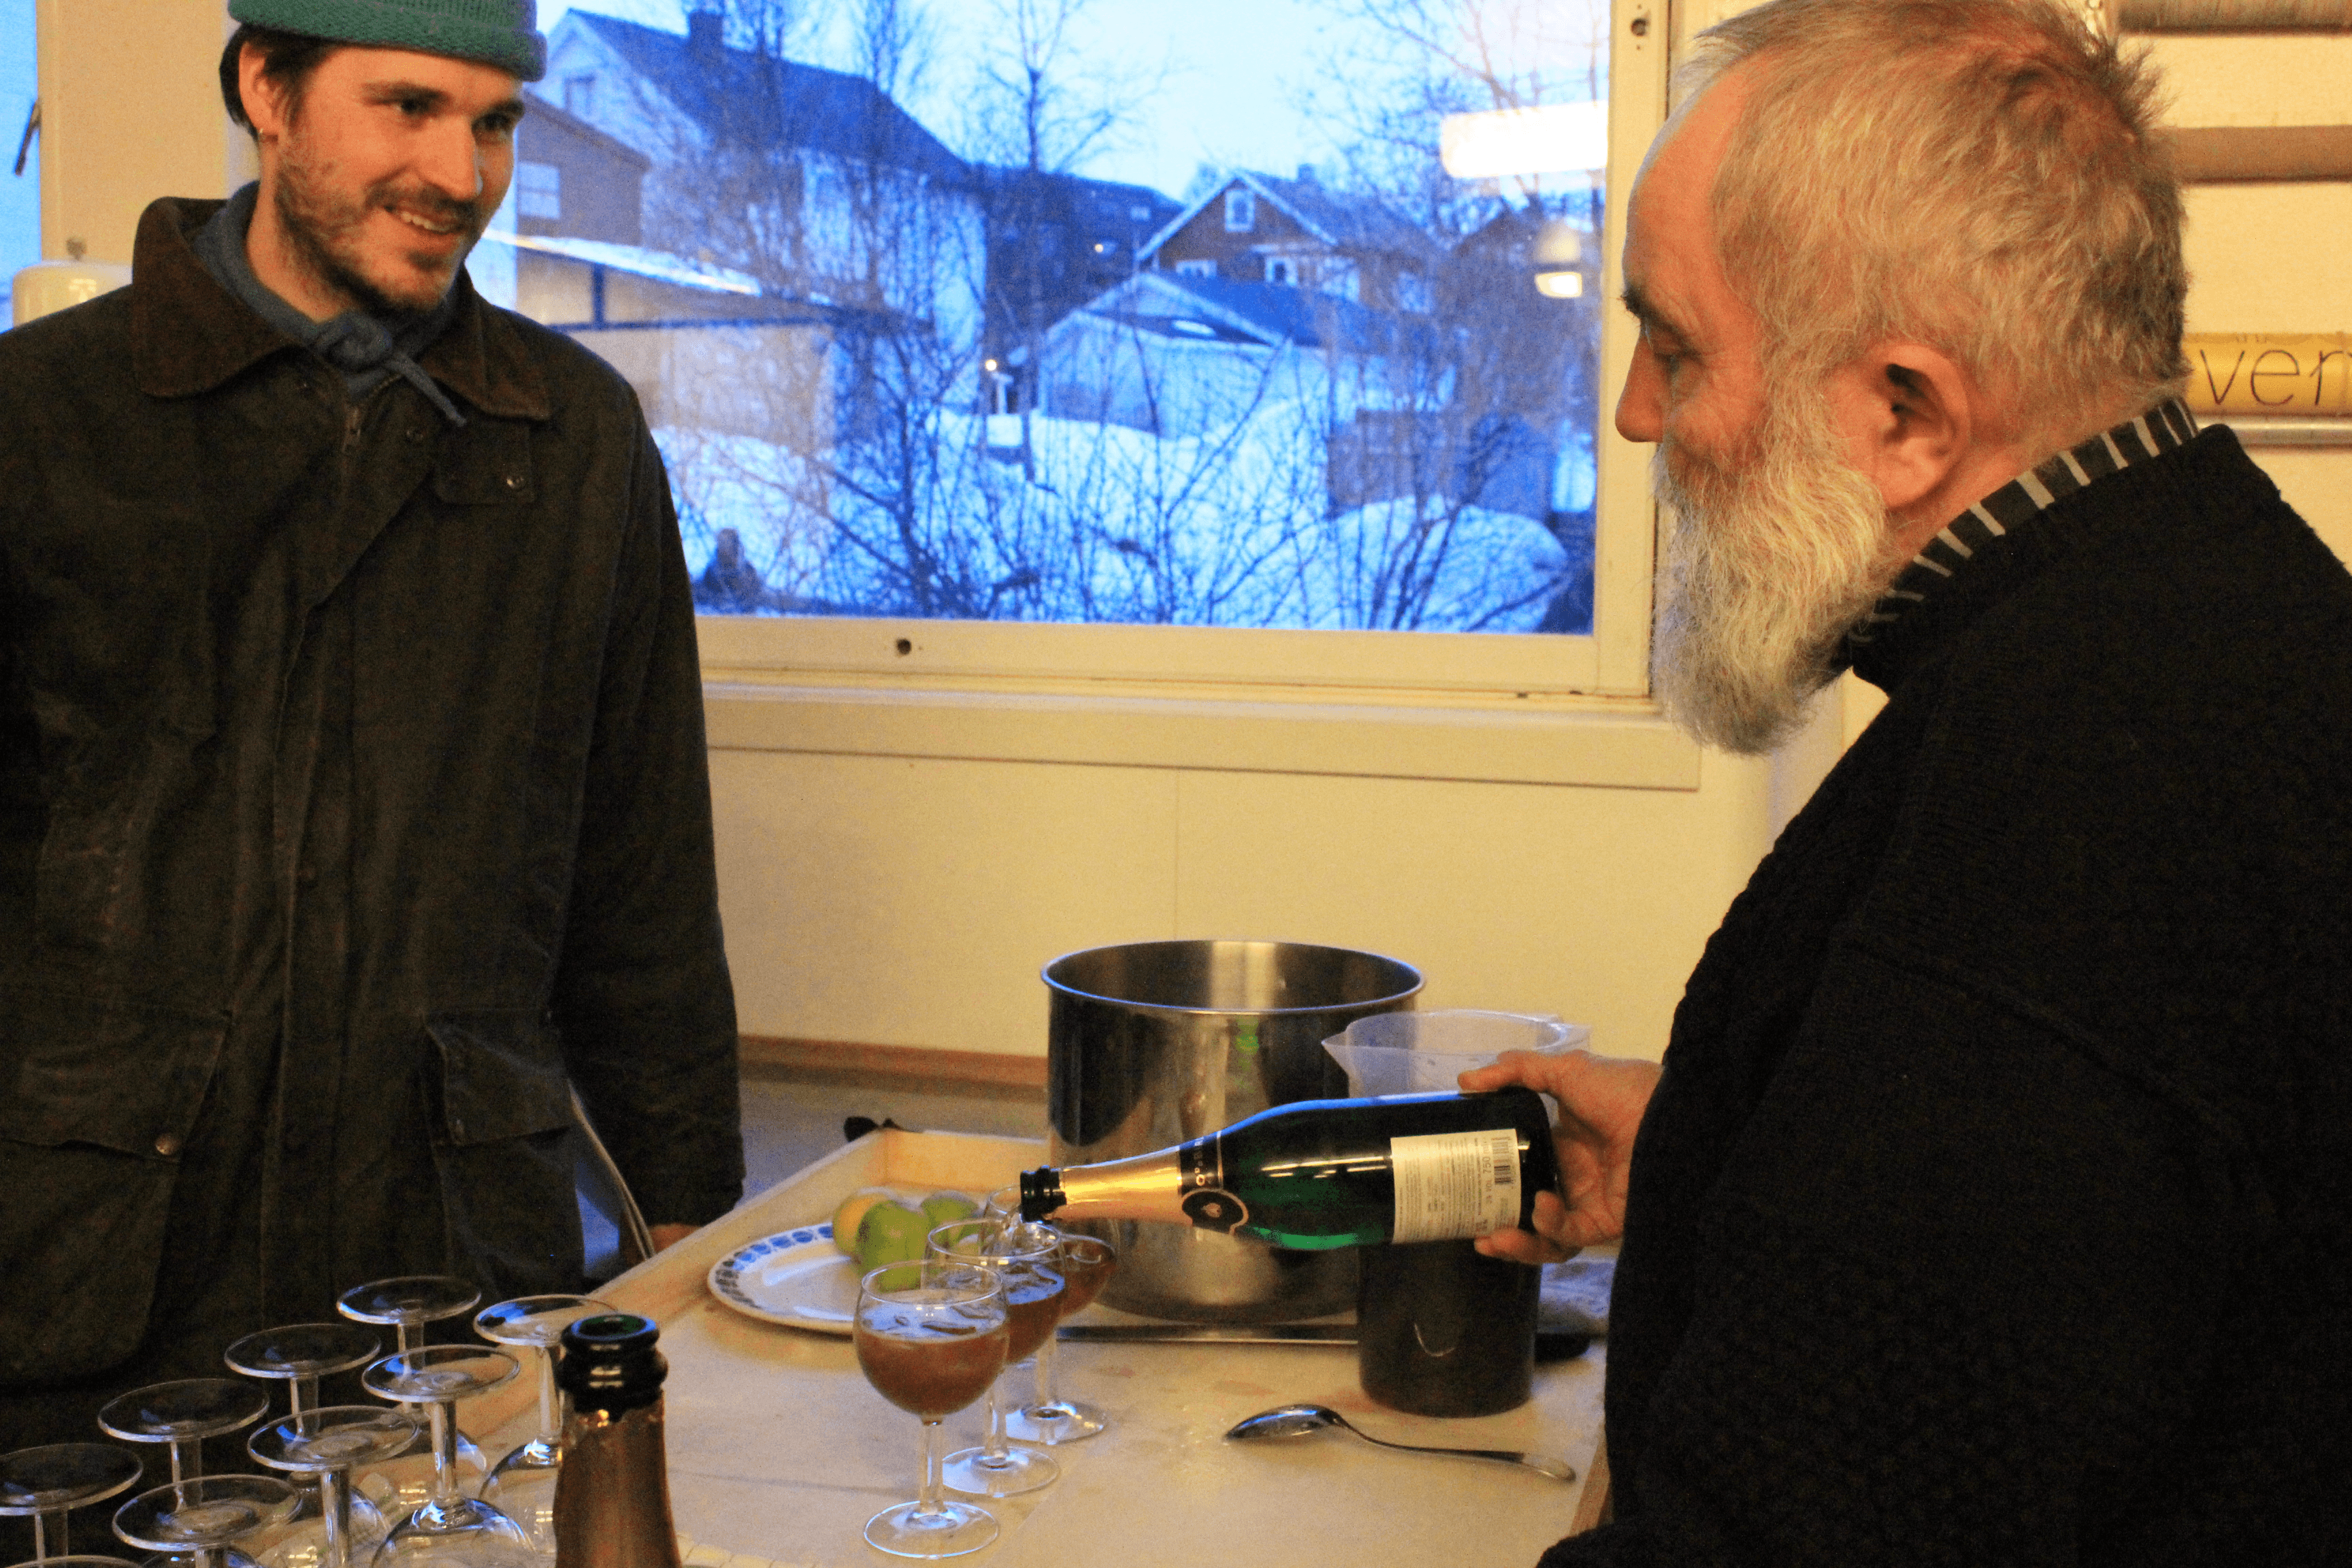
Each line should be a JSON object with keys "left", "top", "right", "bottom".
{"left": 0, "top": 199, "right": 742, "bottom": 1418}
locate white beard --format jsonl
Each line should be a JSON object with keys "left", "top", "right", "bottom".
{"left": 1650, "top": 385, "right": 1897, "bottom": 754}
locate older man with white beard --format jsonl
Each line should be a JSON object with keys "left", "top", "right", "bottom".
{"left": 1467, "top": 1, "right": 2352, "bottom": 1563}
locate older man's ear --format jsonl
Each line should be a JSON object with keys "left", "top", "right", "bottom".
{"left": 1829, "top": 340, "right": 2038, "bottom": 557}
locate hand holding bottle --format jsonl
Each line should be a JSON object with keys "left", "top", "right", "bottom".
{"left": 1458, "top": 1048, "right": 1661, "bottom": 1264}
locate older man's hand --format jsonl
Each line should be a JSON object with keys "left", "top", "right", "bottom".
{"left": 1459, "top": 1048, "right": 1661, "bottom": 1264}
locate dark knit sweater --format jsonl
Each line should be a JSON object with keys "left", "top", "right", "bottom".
{"left": 1544, "top": 429, "right": 2352, "bottom": 1567}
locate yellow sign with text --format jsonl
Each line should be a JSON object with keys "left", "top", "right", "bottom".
{"left": 2184, "top": 334, "right": 2352, "bottom": 416}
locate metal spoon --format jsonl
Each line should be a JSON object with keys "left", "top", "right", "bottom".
{"left": 1224, "top": 1403, "right": 1577, "bottom": 1482}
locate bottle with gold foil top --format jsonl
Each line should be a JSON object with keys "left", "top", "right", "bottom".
{"left": 1020, "top": 1088, "right": 1561, "bottom": 1249}
{"left": 553, "top": 1313, "right": 683, "bottom": 1568}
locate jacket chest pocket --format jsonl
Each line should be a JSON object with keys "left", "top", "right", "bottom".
{"left": 431, "top": 419, "right": 535, "bottom": 506}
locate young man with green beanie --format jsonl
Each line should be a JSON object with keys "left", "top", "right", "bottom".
{"left": 0, "top": 0, "right": 745, "bottom": 1472}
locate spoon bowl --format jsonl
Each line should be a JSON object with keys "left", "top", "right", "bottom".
{"left": 1224, "top": 1403, "right": 1575, "bottom": 1482}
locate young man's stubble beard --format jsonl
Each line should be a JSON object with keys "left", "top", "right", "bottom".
{"left": 270, "top": 111, "right": 487, "bottom": 316}
{"left": 1649, "top": 374, "right": 1899, "bottom": 755}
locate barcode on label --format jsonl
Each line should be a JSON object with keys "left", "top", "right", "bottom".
{"left": 1389, "top": 1127, "right": 1524, "bottom": 1243}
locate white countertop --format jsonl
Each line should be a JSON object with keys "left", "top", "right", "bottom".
{"left": 480, "top": 1129, "right": 1606, "bottom": 1567}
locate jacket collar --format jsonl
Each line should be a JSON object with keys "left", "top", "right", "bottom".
{"left": 129, "top": 195, "right": 551, "bottom": 422}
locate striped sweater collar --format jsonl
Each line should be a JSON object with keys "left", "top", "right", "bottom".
{"left": 1845, "top": 397, "right": 2199, "bottom": 657}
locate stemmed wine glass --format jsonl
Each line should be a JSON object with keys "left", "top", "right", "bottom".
{"left": 924, "top": 1219, "right": 1063, "bottom": 1498}
{"left": 854, "top": 1261, "right": 1011, "bottom": 1559}
{"left": 336, "top": 1279, "right": 487, "bottom": 1514}
{"left": 1006, "top": 1230, "right": 1117, "bottom": 1444}
{"left": 110, "top": 1475, "right": 296, "bottom": 1568}
{"left": 95, "top": 1382, "right": 270, "bottom": 1490}
{"left": 981, "top": 1188, "right": 1119, "bottom": 1446}
{"left": 469, "top": 1296, "right": 612, "bottom": 1556}
{"left": 0, "top": 1443, "right": 144, "bottom": 1566}
{"left": 359, "top": 1348, "right": 534, "bottom": 1567}
{"left": 223, "top": 1324, "right": 389, "bottom": 1563}
{"left": 246, "top": 1408, "right": 418, "bottom": 1568}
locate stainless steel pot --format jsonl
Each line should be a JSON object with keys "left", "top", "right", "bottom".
{"left": 1042, "top": 939, "right": 1422, "bottom": 1322}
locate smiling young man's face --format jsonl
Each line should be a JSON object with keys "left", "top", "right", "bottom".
{"left": 241, "top": 43, "right": 523, "bottom": 320}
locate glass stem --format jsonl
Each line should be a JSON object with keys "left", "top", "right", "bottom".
{"left": 170, "top": 1436, "right": 194, "bottom": 1487}
{"left": 429, "top": 1399, "right": 461, "bottom": 1509}
{"left": 322, "top": 1467, "right": 353, "bottom": 1568}
{"left": 398, "top": 1322, "right": 421, "bottom": 1357}
{"left": 292, "top": 1374, "right": 319, "bottom": 1418}
{"left": 33, "top": 1510, "right": 54, "bottom": 1557}
{"left": 916, "top": 1419, "right": 945, "bottom": 1521}
{"left": 537, "top": 1345, "right": 561, "bottom": 1448}
{"left": 1032, "top": 1330, "right": 1060, "bottom": 1412}
{"left": 981, "top": 1380, "right": 1008, "bottom": 1462}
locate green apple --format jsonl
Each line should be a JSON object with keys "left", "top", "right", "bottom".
{"left": 920, "top": 1190, "right": 978, "bottom": 1229}
{"left": 855, "top": 1198, "right": 931, "bottom": 1272}
{"left": 831, "top": 1187, "right": 902, "bottom": 1256}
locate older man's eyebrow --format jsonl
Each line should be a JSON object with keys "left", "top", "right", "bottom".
{"left": 1620, "top": 282, "right": 1682, "bottom": 336}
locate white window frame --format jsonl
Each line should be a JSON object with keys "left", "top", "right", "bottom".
{"left": 1224, "top": 188, "right": 1256, "bottom": 231}
{"left": 698, "top": 0, "right": 1680, "bottom": 790}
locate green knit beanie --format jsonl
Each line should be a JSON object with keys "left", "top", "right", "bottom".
{"left": 228, "top": 0, "right": 546, "bottom": 81}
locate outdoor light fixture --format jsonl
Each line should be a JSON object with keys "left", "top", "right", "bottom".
{"left": 1533, "top": 218, "right": 1584, "bottom": 300}
{"left": 1439, "top": 101, "right": 1607, "bottom": 180}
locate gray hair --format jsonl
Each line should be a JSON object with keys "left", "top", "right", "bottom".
{"left": 1682, "top": 0, "right": 2187, "bottom": 443}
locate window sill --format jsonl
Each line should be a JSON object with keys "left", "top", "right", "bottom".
{"left": 700, "top": 678, "right": 1698, "bottom": 789}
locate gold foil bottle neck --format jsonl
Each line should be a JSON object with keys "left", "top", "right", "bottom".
{"left": 553, "top": 1399, "right": 683, "bottom": 1568}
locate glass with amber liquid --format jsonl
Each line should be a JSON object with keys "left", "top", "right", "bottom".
{"left": 854, "top": 1262, "right": 1012, "bottom": 1559}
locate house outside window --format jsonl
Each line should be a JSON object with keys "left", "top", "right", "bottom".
{"left": 517, "top": 160, "right": 561, "bottom": 221}
{"left": 508, "top": 1, "right": 1655, "bottom": 729}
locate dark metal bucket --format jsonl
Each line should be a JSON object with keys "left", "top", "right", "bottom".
{"left": 1042, "top": 939, "right": 1422, "bottom": 1322}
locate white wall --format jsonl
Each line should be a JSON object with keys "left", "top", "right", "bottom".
{"left": 33, "top": 0, "right": 2351, "bottom": 1070}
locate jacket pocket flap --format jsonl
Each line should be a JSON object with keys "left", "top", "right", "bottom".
{"left": 429, "top": 1009, "right": 573, "bottom": 1145}
{"left": 0, "top": 985, "right": 226, "bottom": 1156}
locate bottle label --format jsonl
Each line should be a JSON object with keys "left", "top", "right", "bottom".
{"left": 1389, "top": 1128, "right": 1522, "bottom": 1243}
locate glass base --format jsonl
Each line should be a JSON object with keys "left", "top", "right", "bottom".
{"left": 1003, "top": 1400, "right": 1107, "bottom": 1445}
{"left": 938, "top": 1444, "right": 1058, "bottom": 1498}
{"left": 863, "top": 1499, "right": 998, "bottom": 1559}
{"left": 250, "top": 1493, "right": 390, "bottom": 1568}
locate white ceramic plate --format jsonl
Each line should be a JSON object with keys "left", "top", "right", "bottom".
{"left": 707, "top": 1222, "right": 862, "bottom": 1333}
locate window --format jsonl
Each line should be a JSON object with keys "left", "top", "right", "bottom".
{"left": 505, "top": 0, "right": 1664, "bottom": 763}
{"left": 517, "top": 160, "right": 561, "bottom": 221}
{"left": 561, "top": 71, "right": 595, "bottom": 118}
{"left": 0, "top": 0, "right": 35, "bottom": 327}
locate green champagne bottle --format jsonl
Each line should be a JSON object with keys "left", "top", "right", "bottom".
{"left": 1018, "top": 1088, "right": 1561, "bottom": 1250}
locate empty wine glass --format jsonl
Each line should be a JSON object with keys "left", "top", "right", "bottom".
{"left": 223, "top": 1324, "right": 389, "bottom": 1563}
{"left": 223, "top": 1326, "right": 382, "bottom": 1422}
{"left": 337, "top": 1279, "right": 486, "bottom": 1515}
{"left": 361, "top": 1348, "right": 534, "bottom": 1567}
{"left": 247, "top": 1408, "right": 417, "bottom": 1568}
{"left": 925, "top": 1219, "right": 1062, "bottom": 1498}
{"left": 855, "top": 1261, "right": 1011, "bottom": 1559}
{"left": 111, "top": 1475, "right": 296, "bottom": 1568}
{"left": 95, "top": 1382, "right": 270, "bottom": 1488}
{"left": 0, "top": 1443, "right": 144, "bottom": 1565}
{"left": 469, "top": 1296, "right": 611, "bottom": 1556}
